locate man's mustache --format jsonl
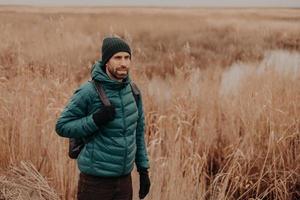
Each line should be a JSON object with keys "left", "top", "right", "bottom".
{"left": 117, "top": 66, "right": 129, "bottom": 71}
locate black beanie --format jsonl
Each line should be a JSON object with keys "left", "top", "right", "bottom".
{"left": 101, "top": 37, "right": 131, "bottom": 66}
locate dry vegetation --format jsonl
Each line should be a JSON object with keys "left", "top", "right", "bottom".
{"left": 0, "top": 6, "right": 299, "bottom": 200}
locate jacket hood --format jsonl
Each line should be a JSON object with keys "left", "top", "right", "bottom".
{"left": 91, "top": 61, "right": 131, "bottom": 90}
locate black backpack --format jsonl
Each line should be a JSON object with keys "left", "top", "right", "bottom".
{"left": 68, "top": 79, "right": 140, "bottom": 159}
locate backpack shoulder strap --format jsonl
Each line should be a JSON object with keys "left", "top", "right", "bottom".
{"left": 90, "top": 79, "right": 111, "bottom": 106}
{"left": 130, "top": 81, "right": 140, "bottom": 104}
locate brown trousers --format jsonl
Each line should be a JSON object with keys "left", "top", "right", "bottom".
{"left": 77, "top": 173, "right": 133, "bottom": 200}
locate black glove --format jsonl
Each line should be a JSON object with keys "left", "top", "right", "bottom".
{"left": 92, "top": 105, "right": 115, "bottom": 127}
{"left": 138, "top": 168, "right": 151, "bottom": 199}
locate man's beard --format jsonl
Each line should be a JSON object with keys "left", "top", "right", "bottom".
{"left": 108, "top": 66, "right": 129, "bottom": 80}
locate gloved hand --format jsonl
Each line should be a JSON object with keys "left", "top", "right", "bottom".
{"left": 92, "top": 105, "right": 115, "bottom": 127}
{"left": 138, "top": 168, "right": 151, "bottom": 199}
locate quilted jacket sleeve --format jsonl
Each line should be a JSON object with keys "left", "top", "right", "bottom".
{"left": 135, "top": 94, "right": 150, "bottom": 170}
{"left": 55, "top": 82, "right": 99, "bottom": 139}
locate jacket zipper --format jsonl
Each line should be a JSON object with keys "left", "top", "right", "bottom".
{"left": 120, "top": 90, "right": 127, "bottom": 174}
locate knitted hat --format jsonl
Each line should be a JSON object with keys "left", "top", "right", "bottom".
{"left": 101, "top": 37, "right": 131, "bottom": 66}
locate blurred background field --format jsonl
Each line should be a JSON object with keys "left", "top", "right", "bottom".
{"left": 0, "top": 6, "right": 299, "bottom": 200}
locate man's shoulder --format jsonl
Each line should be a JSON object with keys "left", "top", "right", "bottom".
{"left": 75, "top": 81, "right": 96, "bottom": 96}
{"left": 80, "top": 80, "right": 94, "bottom": 89}
{"left": 130, "top": 81, "right": 140, "bottom": 96}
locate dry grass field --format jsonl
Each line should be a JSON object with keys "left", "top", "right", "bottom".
{"left": 0, "top": 6, "right": 299, "bottom": 200}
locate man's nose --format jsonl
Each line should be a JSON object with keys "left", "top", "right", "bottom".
{"left": 120, "top": 58, "right": 129, "bottom": 67}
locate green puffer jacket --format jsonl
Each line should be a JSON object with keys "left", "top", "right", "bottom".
{"left": 55, "top": 61, "right": 149, "bottom": 177}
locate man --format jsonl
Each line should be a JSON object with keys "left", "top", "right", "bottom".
{"left": 55, "top": 37, "right": 150, "bottom": 200}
